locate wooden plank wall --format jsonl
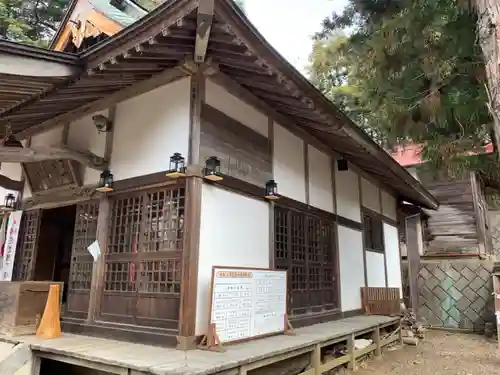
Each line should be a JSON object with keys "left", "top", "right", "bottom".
{"left": 422, "top": 178, "right": 479, "bottom": 254}
{"left": 200, "top": 104, "right": 272, "bottom": 187}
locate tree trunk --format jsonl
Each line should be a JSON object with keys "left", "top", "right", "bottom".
{"left": 476, "top": 0, "right": 500, "bottom": 158}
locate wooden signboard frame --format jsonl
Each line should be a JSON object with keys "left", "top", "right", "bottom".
{"left": 199, "top": 266, "right": 294, "bottom": 352}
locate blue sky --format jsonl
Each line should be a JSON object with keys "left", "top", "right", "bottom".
{"left": 244, "top": 0, "right": 348, "bottom": 75}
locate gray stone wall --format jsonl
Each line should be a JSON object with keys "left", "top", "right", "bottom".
{"left": 402, "top": 259, "right": 495, "bottom": 332}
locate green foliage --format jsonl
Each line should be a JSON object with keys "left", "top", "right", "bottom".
{"left": 310, "top": 0, "right": 494, "bottom": 178}
{"left": 0, "top": 0, "right": 69, "bottom": 46}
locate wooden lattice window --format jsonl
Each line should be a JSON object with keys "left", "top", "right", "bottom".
{"left": 274, "top": 206, "right": 338, "bottom": 317}
{"left": 15, "top": 210, "right": 42, "bottom": 281}
{"left": 363, "top": 213, "right": 384, "bottom": 252}
{"left": 69, "top": 202, "right": 99, "bottom": 291}
{"left": 104, "top": 186, "right": 185, "bottom": 295}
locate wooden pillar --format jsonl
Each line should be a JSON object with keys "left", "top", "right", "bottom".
{"left": 311, "top": 344, "right": 321, "bottom": 375}
{"left": 86, "top": 196, "right": 110, "bottom": 324}
{"left": 372, "top": 326, "right": 381, "bottom": 357}
{"left": 176, "top": 68, "right": 204, "bottom": 349}
{"left": 86, "top": 106, "right": 114, "bottom": 323}
{"left": 177, "top": 176, "right": 202, "bottom": 349}
{"left": 405, "top": 213, "right": 421, "bottom": 315}
{"left": 347, "top": 333, "right": 357, "bottom": 370}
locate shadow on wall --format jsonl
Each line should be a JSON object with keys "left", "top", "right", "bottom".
{"left": 401, "top": 259, "right": 495, "bottom": 332}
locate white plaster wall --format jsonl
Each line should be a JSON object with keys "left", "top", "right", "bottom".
{"left": 30, "top": 126, "right": 63, "bottom": 147}
{"left": 308, "top": 145, "right": 334, "bottom": 213}
{"left": 335, "top": 165, "right": 361, "bottom": 222}
{"left": 384, "top": 223, "right": 403, "bottom": 296}
{"left": 205, "top": 80, "right": 269, "bottom": 137}
{"left": 273, "top": 124, "right": 306, "bottom": 203}
{"left": 338, "top": 225, "right": 365, "bottom": 311}
{"left": 381, "top": 190, "right": 397, "bottom": 220}
{"left": 110, "top": 77, "right": 190, "bottom": 181}
{"left": 361, "top": 177, "right": 380, "bottom": 212}
{"left": 195, "top": 184, "right": 270, "bottom": 335}
{"left": 366, "top": 251, "right": 386, "bottom": 287}
{"left": 68, "top": 110, "right": 108, "bottom": 186}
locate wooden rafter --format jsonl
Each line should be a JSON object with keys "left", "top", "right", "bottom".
{"left": 14, "top": 66, "right": 188, "bottom": 138}
{"left": 0, "top": 144, "right": 108, "bottom": 170}
{"left": 194, "top": 0, "right": 215, "bottom": 63}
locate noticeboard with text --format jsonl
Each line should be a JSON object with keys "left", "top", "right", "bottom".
{"left": 209, "top": 266, "right": 287, "bottom": 344}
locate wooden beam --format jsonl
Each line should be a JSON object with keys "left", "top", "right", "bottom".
{"left": 53, "top": 24, "right": 72, "bottom": 52}
{"left": 0, "top": 144, "right": 108, "bottom": 170}
{"left": 22, "top": 186, "right": 97, "bottom": 210}
{"left": 87, "top": 196, "right": 110, "bottom": 324}
{"left": 188, "top": 71, "right": 204, "bottom": 165}
{"left": 194, "top": 0, "right": 215, "bottom": 63}
{"left": 15, "top": 66, "right": 189, "bottom": 139}
{"left": 0, "top": 175, "right": 23, "bottom": 191}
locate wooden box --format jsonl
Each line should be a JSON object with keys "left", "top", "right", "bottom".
{"left": 0, "top": 281, "right": 63, "bottom": 337}
{"left": 360, "top": 287, "right": 401, "bottom": 316}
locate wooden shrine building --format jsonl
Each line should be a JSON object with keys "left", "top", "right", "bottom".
{"left": 0, "top": 0, "right": 438, "bottom": 349}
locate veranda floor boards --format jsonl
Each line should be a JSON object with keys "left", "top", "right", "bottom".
{"left": 0, "top": 315, "right": 399, "bottom": 375}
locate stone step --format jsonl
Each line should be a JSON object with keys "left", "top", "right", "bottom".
{"left": 0, "top": 343, "right": 31, "bottom": 375}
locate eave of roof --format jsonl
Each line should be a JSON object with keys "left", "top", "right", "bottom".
{"left": 0, "top": 0, "right": 438, "bottom": 210}
{"left": 0, "top": 40, "right": 80, "bottom": 118}
{"left": 216, "top": 1, "right": 438, "bottom": 210}
{"left": 0, "top": 40, "right": 80, "bottom": 65}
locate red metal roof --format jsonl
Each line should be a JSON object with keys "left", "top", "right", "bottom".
{"left": 390, "top": 143, "right": 494, "bottom": 167}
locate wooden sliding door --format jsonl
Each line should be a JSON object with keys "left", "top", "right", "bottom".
{"left": 98, "top": 184, "right": 185, "bottom": 331}
{"left": 66, "top": 201, "right": 99, "bottom": 319}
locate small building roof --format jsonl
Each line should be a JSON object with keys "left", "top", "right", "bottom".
{"left": 0, "top": 0, "right": 439, "bottom": 210}
{"left": 390, "top": 143, "right": 494, "bottom": 167}
{"left": 90, "top": 0, "right": 141, "bottom": 26}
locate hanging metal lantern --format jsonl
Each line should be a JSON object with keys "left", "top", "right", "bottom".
{"left": 203, "top": 156, "right": 223, "bottom": 181}
{"left": 4, "top": 193, "right": 16, "bottom": 210}
{"left": 96, "top": 170, "right": 114, "bottom": 193}
{"left": 264, "top": 180, "right": 279, "bottom": 200}
{"left": 337, "top": 158, "right": 348, "bottom": 171}
{"left": 166, "top": 152, "right": 187, "bottom": 178}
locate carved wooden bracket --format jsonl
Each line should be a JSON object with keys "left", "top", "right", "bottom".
{"left": 23, "top": 185, "right": 98, "bottom": 210}
{"left": 0, "top": 144, "right": 108, "bottom": 170}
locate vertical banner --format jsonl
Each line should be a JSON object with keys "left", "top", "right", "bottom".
{"left": 0, "top": 214, "right": 8, "bottom": 271}
{"left": 0, "top": 211, "right": 23, "bottom": 281}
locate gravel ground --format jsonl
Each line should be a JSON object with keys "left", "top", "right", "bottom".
{"left": 355, "top": 330, "right": 500, "bottom": 375}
